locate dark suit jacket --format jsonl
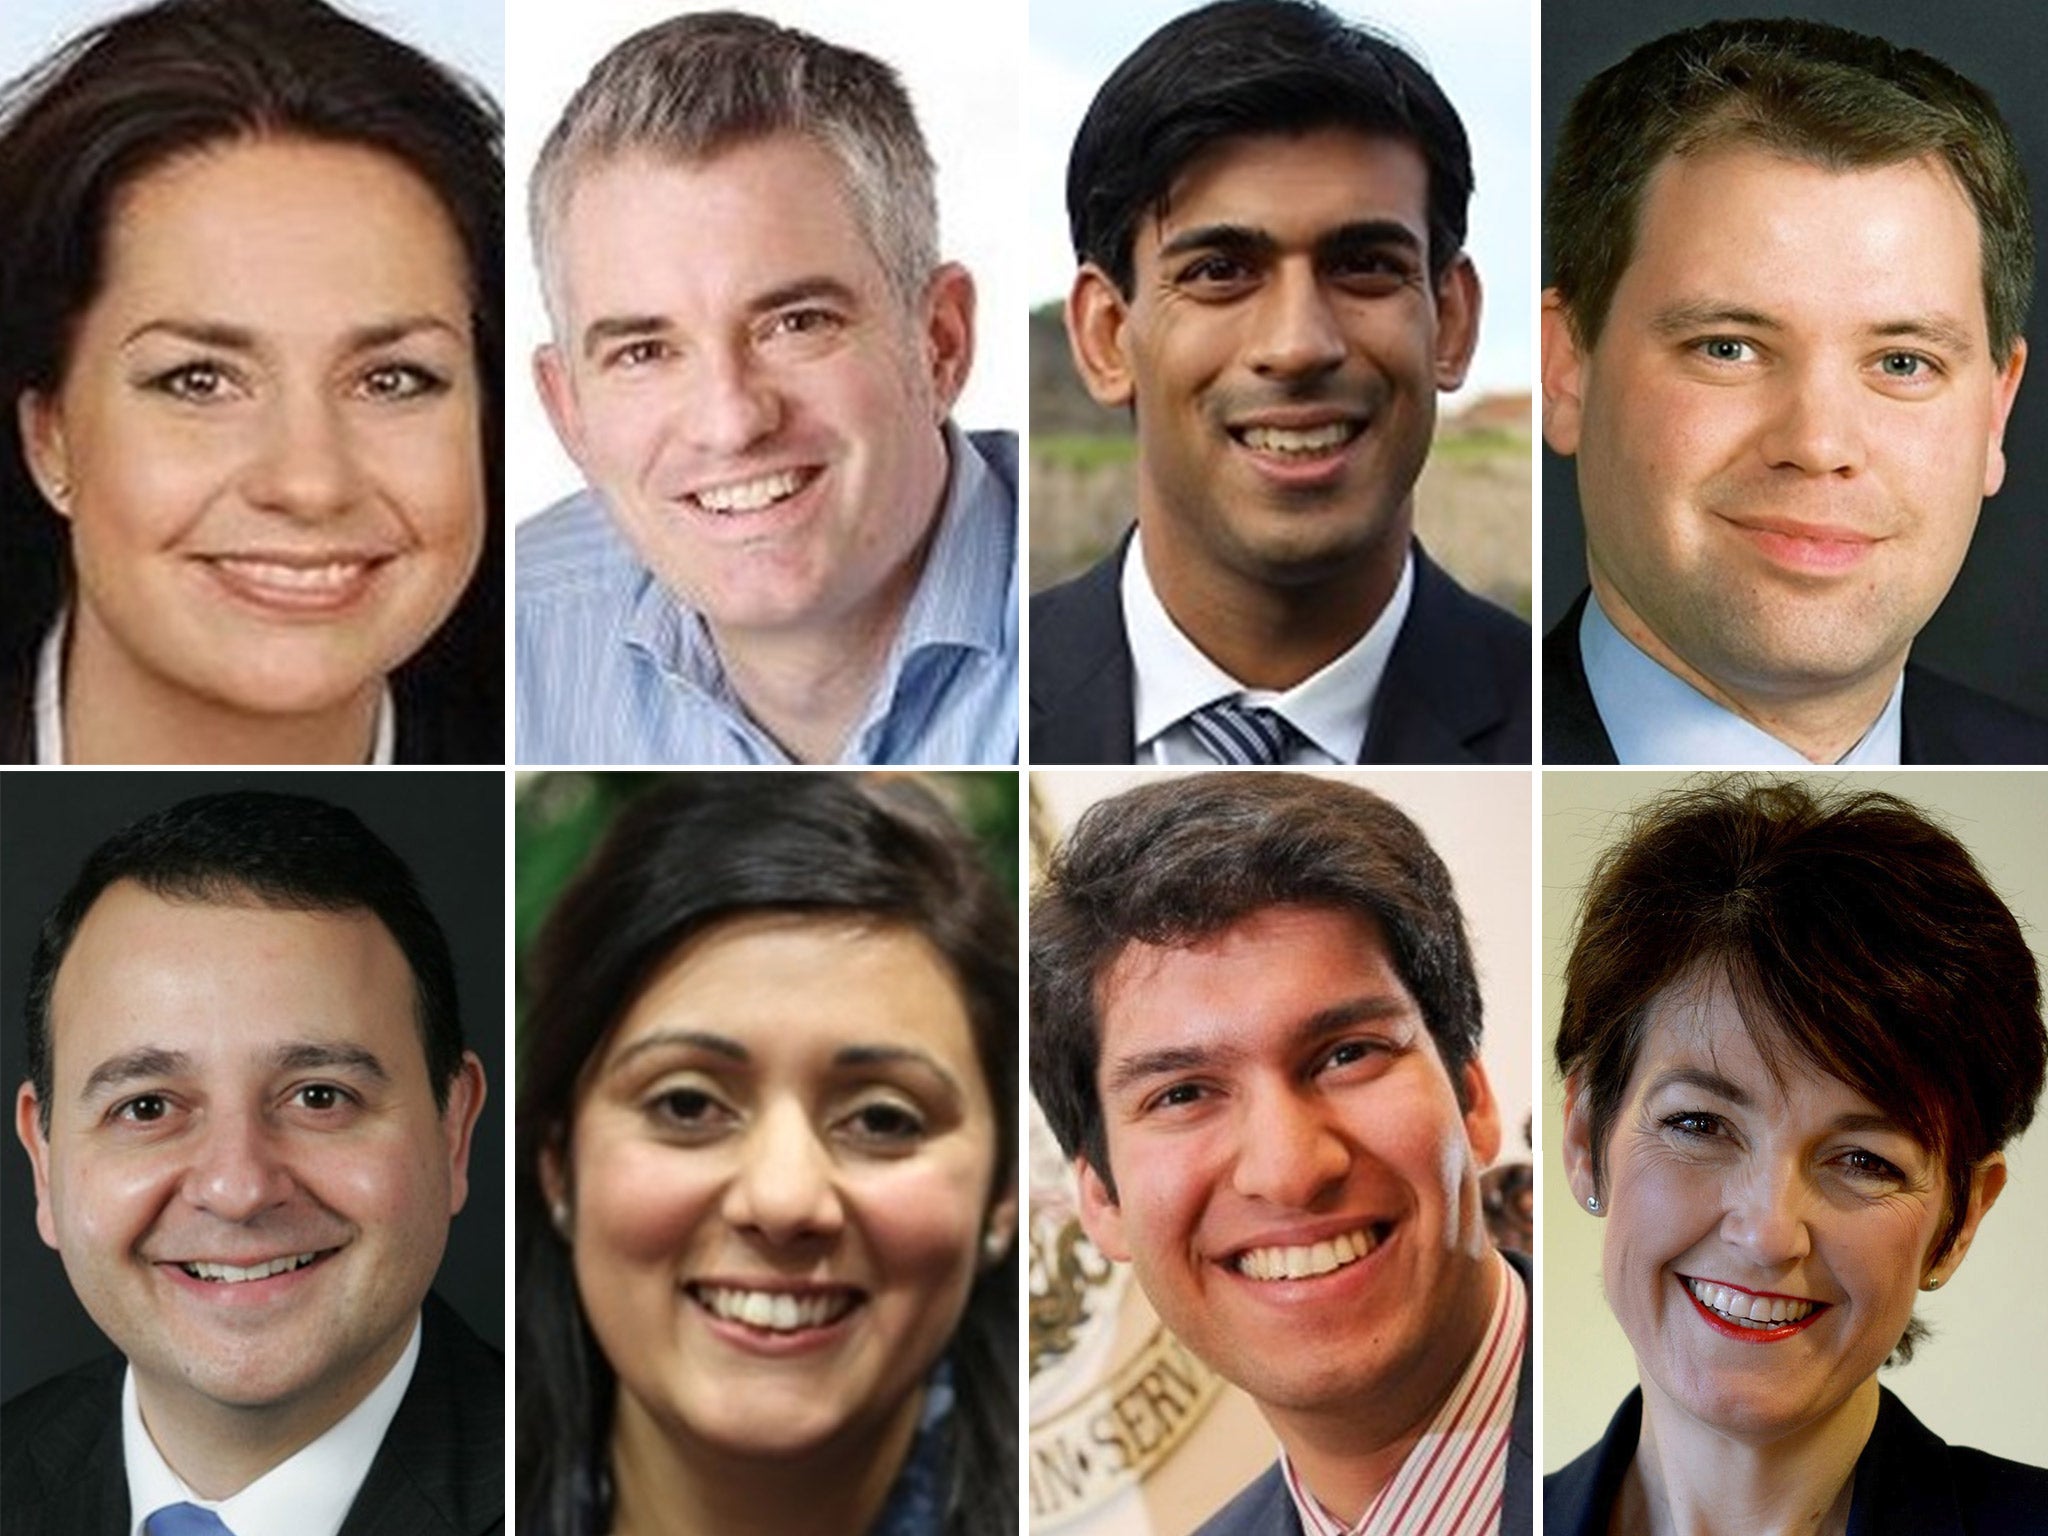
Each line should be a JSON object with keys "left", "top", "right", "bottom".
{"left": 1030, "top": 541, "right": 1531, "bottom": 765}
{"left": 1546, "top": 1387, "right": 2048, "bottom": 1535}
{"left": 1192, "top": 1249, "right": 1534, "bottom": 1536}
{"left": 1543, "top": 589, "right": 2048, "bottom": 765}
{"left": 0, "top": 1293, "right": 503, "bottom": 1536}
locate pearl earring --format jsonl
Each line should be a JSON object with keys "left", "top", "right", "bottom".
{"left": 550, "top": 1200, "right": 572, "bottom": 1237}
{"left": 1585, "top": 1194, "right": 1601, "bottom": 1213}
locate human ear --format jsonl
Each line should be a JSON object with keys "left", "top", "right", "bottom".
{"left": 1073, "top": 1154, "right": 1131, "bottom": 1262}
{"left": 920, "top": 262, "right": 977, "bottom": 417}
{"left": 1540, "top": 290, "right": 1588, "bottom": 458}
{"left": 1432, "top": 255, "right": 1482, "bottom": 391}
{"left": 1066, "top": 264, "right": 1136, "bottom": 410}
{"left": 539, "top": 1135, "right": 573, "bottom": 1238}
{"left": 1561, "top": 1074, "right": 1600, "bottom": 1213}
{"left": 439, "top": 1051, "right": 488, "bottom": 1217}
{"left": 1924, "top": 1151, "right": 2008, "bottom": 1284}
{"left": 17, "top": 392, "right": 74, "bottom": 519}
{"left": 15, "top": 1082, "right": 59, "bottom": 1250}
{"left": 1458, "top": 1056, "right": 1503, "bottom": 1167}
{"left": 981, "top": 1182, "right": 1019, "bottom": 1269}
{"left": 532, "top": 344, "right": 593, "bottom": 472}
{"left": 1982, "top": 339, "right": 2027, "bottom": 497}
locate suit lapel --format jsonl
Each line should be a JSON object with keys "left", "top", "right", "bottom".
{"left": 1028, "top": 540, "right": 1138, "bottom": 763}
{"left": 1364, "top": 548, "right": 1516, "bottom": 763}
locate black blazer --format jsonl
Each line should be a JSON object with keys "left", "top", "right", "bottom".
{"left": 1192, "top": 1250, "right": 1534, "bottom": 1536}
{"left": 1543, "top": 589, "right": 2048, "bottom": 765}
{"left": 1546, "top": 1387, "right": 2048, "bottom": 1535}
{"left": 1029, "top": 541, "right": 1531, "bottom": 765}
{"left": 0, "top": 1294, "right": 503, "bottom": 1536}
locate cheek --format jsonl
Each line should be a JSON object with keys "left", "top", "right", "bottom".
{"left": 854, "top": 1150, "right": 995, "bottom": 1286}
{"left": 573, "top": 1138, "right": 718, "bottom": 1270}
{"left": 370, "top": 409, "right": 487, "bottom": 553}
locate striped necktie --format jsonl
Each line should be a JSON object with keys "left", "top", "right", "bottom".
{"left": 143, "top": 1504, "right": 235, "bottom": 1536}
{"left": 1186, "top": 696, "right": 1300, "bottom": 765}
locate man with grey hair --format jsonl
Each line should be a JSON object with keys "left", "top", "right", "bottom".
{"left": 516, "top": 12, "right": 1017, "bottom": 764}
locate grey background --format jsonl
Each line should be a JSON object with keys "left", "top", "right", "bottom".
{"left": 0, "top": 772, "right": 505, "bottom": 1399}
{"left": 1541, "top": 0, "right": 2048, "bottom": 719}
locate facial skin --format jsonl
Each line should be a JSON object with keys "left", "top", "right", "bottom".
{"left": 1542, "top": 148, "right": 2027, "bottom": 745}
{"left": 18, "top": 137, "right": 487, "bottom": 754}
{"left": 1561, "top": 968, "right": 2005, "bottom": 1448}
{"left": 535, "top": 134, "right": 974, "bottom": 654}
{"left": 1077, "top": 905, "right": 1501, "bottom": 1466}
{"left": 15, "top": 884, "right": 485, "bottom": 1494}
{"left": 1067, "top": 128, "right": 1479, "bottom": 660}
{"left": 550, "top": 913, "right": 1013, "bottom": 1503}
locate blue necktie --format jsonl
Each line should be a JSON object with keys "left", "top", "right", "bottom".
{"left": 143, "top": 1504, "right": 235, "bottom": 1536}
{"left": 1186, "top": 696, "right": 1300, "bottom": 765}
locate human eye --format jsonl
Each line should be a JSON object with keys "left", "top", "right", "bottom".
{"left": 605, "top": 337, "right": 673, "bottom": 372}
{"left": 355, "top": 361, "right": 450, "bottom": 402}
{"left": 1834, "top": 1145, "right": 1910, "bottom": 1187}
{"left": 1316, "top": 1037, "right": 1391, "bottom": 1075}
{"left": 1326, "top": 247, "right": 1415, "bottom": 295}
{"left": 1871, "top": 350, "right": 1944, "bottom": 388}
{"left": 287, "top": 1082, "right": 361, "bottom": 1116}
{"left": 110, "top": 1092, "right": 176, "bottom": 1126}
{"left": 1139, "top": 1079, "right": 1213, "bottom": 1116}
{"left": 1691, "top": 336, "right": 1757, "bottom": 366}
{"left": 1660, "top": 1109, "right": 1730, "bottom": 1140}
{"left": 144, "top": 360, "right": 245, "bottom": 403}
{"left": 837, "top": 1095, "right": 928, "bottom": 1151}
{"left": 1174, "top": 252, "right": 1256, "bottom": 295}
{"left": 644, "top": 1083, "right": 736, "bottom": 1140}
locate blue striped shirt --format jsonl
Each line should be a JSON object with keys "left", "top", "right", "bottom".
{"left": 515, "top": 426, "right": 1018, "bottom": 765}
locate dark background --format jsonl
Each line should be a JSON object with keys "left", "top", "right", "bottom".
{"left": 1542, "top": 0, "right": 2048, "bottom": 719}
{"left": 0, "top": 772, "right": 505, "bottom": 1399}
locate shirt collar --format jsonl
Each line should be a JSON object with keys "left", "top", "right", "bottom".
{"left": 36, "top": 608, "right": 396, "bottom": 766}
{"left": 124, "top": 1314, "right": 421, "bottom": 1536}
{"left": 618, "top": 421, "right": 1009, "bottom": 759}
{"left": 1281, "top": 1253, "right": 1525, "bottom": 1536}
{"left": 1579, "top": 592, "right": 1902, "bottom": 766}
{"left": 1122, "top": 533, "right": 1412, "bottom": 764}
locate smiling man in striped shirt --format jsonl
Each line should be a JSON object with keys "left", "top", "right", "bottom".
{"left": 1032, "top": 773, "right": 1531, "bottom": 1536}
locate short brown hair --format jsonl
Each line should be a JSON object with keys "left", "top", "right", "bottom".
{"left": 1547, "top": 18, "right": 2034, "bottom": 359}
{"left": 1556, "top": 778, "right": 2046, "bottom": 1274}
{"left": 1032, "top": 772, "right": 1482, "bottom": 1191}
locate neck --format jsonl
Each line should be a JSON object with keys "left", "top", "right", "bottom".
{"left": 62, "top": 607, "right": 381, "bottom": 765}
{"left": 1272, "top": 1247, "right": 1506, "bottom": 1525}
{"left": 1588, "top": 574, "right": 1901, "bottom": 763}
{"left": 133, "top": 1321, "right": 412, "bottom": 1500}
{"left": 608, "top": 1385, "right": 923, "bottom": 1536}
{"left": 1618, "top": 1375, "right": 1877, "bottom": 1536}
{"left": 1139, "top": 517, "right": 1407, "bottom": 691}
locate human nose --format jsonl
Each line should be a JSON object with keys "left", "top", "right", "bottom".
{"left": 242, "top": 389, "right": 365, "bottom": 519}
{"left": 721, "top": 1101, "right": 845, "bottom": 1244}
{"left": 1718, "top": 1159, "right": 1815, "bottom": 1267}
{"left": 685, "top": 345, "right": 783, "bottom": 455}
{"left": 1757, "top": 363, "right": 1868, "bottom": 475}
{"left": 1248, "top": 264, "right": 1347, "bottom": 381}
{"left": 179, "top": 1109, "right": 296, "bottom": 1221}
{"left": 1229, "top": 1088, "right": 1350, "bottom": 1209}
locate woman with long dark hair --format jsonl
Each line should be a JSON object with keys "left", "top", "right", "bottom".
{"left": 517, "top": 774, "right": 1018, "bottom": 1536}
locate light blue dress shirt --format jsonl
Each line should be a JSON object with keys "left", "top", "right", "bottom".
{"left": 515, "top": 426, "right": 1018, "bottom": 765}
{"left": 1580, "top": 592, "right": 1902, "bottom": 765}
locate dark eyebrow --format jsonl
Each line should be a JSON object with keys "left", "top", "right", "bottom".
{"left": 1102, "top": 993, "right": 1414, "bottom": 1100}
{"left": 605, "top": 1029, "right": 749, "bottom": 1075}
{"left": 1157, "top": 223, "right": 1278, "bottom": 265}
{"left": 1643, "top": 1065, "right": 1752, "bottom": 1105}
{"left": 272, "top": 1041, "right": 389, "bottom": 1082}
{"left": 120, "top": 318, "right": 257, "bottom": 352}
{"left": 80, "top": 1047, "right": 191, "bottom": 1103}
{"left": 1648, "top": 301, "right": 1782, "bottom": 339}
{"left": 832, "top": 1044, "right": 962, "bottom": 1097}
{"left": 751, "top": 276, "right": 861, "bottom": 315}
{"left": 340, "top": 315, "right": 467, "bottom": 354}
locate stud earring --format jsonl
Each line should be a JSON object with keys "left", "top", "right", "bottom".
{"left": 1585, "top": 1194, "right": 1601, "bottom": 1214}
{"left": 550, "top": 1199, "right": 572, "bottom": 1238}
{"left": 982, "top": 1230, "right": 1010, "bottom": 1265}
{"left": 1922, "top": 1274, "right": 1943, "bottom": 1291}
{"left": 48, "top": 481, "right": 69, "bottom": 507}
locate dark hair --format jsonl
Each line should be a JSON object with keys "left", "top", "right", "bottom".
{"left": 1067, "top": 0, "right": 1473, "bottom": 294}
{"left": 1546, "top": 18, "right": 2034, "bottom": 358}
{"left": 25, "top": 789, "right": 466, "bottom": 1134}
{"left": 1557, "top": 778, "right": 2047, "bottom": 1286}
{"left": 1031, "top": 771, "right": 1483, "bottom": 1193}
{"left": 0, "top": 0, "right": 503, "bottom": 757}
{"left": 516, "top": 773, "right": 1017, "bottom": 1536}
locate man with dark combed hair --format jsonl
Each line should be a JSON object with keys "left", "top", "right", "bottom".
{"left": 1031, "top": 0, "right": 1530, "bottom": 768}
{"left": 1032, "top": 771, "right": 1532, "bottom": 1535}
{"left": 1542, "top": 18, "right": 2048, "bottom": 767}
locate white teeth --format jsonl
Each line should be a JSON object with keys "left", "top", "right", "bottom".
{"left": 696, "top": 1285, "right": 855, "bottom": 1333}
{"left": 1686, "top": 1277, "right": 1816, "bottom": 1327}
{"left": 215, "top": 558, "right": 368, "bottom": 592}
{"left": 691, "top": 469, "right": 808, "bottom": 513}
{"left": 1236, "top": 1227, "right": 1378, "bottom": 1281}
{"left": 182, "top": 1252, "right": 320, "bottom": 1283}
{"left": 1239, "top": 422, "right": 1357, "bottom": 455}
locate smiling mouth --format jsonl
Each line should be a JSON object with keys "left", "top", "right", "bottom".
{"left": 1234, "top": 1223, "right": 1388, "bottom": 1281}
{"left": 686, "top": 467, "right": 819, "bottom": 515}
{"left": 686, "top": 1282, "right": 862, "bottom": 1333}
{"left": 1683, "top": 1275, "right": 1827, "bottom": 1330}
{"left": 176, "top": 1250, "right": 331, "bottom": 1284}
{"left": 208, "top": 556, "right": 385, "bottom": 593}
{"left": 1229, "top": 421, "right": 1364, "bottom": 457}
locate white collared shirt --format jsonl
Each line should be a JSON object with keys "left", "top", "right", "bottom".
{"left": 123, "top": 1315, "right": 421, "bottom": 1536}
{"left": 34, "top": 608, "right": 397, "bottom": 766}
{"left": 1579, "top": 592, "right": 1903, "bottom": 766}
{"left": 1121, "top": 533, "right": 1414, "bottom": 765}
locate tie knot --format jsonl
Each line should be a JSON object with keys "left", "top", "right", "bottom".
{"left": 144, "top": 1503, "right": 236, "bottom": 1536}
{"left": 1186, "top": 696, "right": 1300, "bottom": 765}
